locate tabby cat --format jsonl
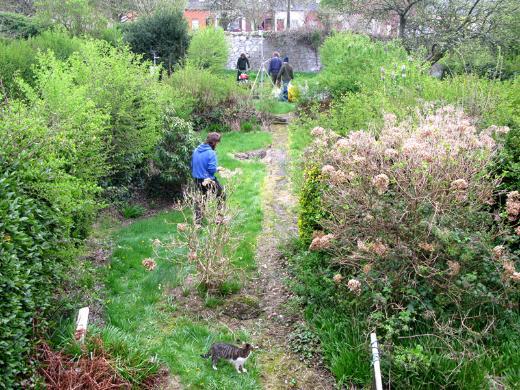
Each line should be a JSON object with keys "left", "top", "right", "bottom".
{"left": 201, "top": 342, "right": 253, "bottom": 373}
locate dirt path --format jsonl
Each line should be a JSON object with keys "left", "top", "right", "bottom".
{"left": 249, "top": 118, "right": 335, "bottom": 389}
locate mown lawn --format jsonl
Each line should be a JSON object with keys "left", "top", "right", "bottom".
{"left": 101, "top": 131, "right": 271, "bottom": 388}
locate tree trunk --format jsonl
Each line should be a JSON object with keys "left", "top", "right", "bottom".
{"left": 425, "top": 44, "right": 446, "bottom": 65}
{"left": 398, "top": 13, "right": 406, "bottom": 38}
{"left": 286, "top": 0, "right": 291, "bottom": 30}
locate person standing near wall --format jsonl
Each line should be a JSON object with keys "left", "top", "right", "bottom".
{"left": 236, "top": 53, "right": 250, "bottom": 81}
{"left": 277, "top": 56, "right": 294, "bottom": 101}
{"left": 268, "top": 52, "right": 283, "bottom": 86}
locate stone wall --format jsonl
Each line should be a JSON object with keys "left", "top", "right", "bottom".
{"left": 226, "top": 32, "right": 320, "bottom": 72}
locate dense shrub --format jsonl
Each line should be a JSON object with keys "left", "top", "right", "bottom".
{"left": 145, "top": 108, "right": 200, "bottom": 195}
{"left": 0, "top": 165, "right": 73, "bottom": 387}
{"left": 0, "top": 12, "right": 47, "bottom": 38}
{"left": 0, "top": 29, "right": 82, "bottom": 97}
{"left": 297, "top": 165, "right": 326, "bottom": 244}
{"left": 123, "top": 7, "right": 189, "bottom": 73}
{"left": 35, "top": 0, "right": 108, "bottom": 36}
{"left": 317, "top": 32, "right": 423, "bottom": 98}
{"left": 167, "top": 66, "right": 250, "bottom": 131}
{"left": 5, "top": 69, "right": 108, "bottom": 238}
{"left": 0, "top": 93, "right": 104, "bottom": 383}
{"left": 299, "top": 107, "right": 520, "bottom": 387}
{"left": 186, "top": 27, "right": 228, "bottom": 72}
{"left": 67, "top": 40, "right": 164, "bottom": 189}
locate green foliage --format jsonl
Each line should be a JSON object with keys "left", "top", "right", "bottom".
{"left": 0, "top": 152, "right": 75, "bottom": 387}
{"left": 66, "top": 40, "right": 164, "bottom": 188}
{"left": 120, "top": 204, "right": 146, "bottom": 219}
{"left": 297, "top": 166, "right": 327, "bottom": 244}
{"left": 167, "top": 66, "right": 246, "bottom": 131}
{"left": 317, "top": 32, "right": 418, "bottom": 98}
{"left": 0, "top": 12, "right": 47, "bottom": 38}
{"left": 123, "top": 7, "right": 189, "bottom": 73}
{"left": 0, "top": 29, "right": 82, "bottom": 97}
{"left": 4, "top": 65, "right": 108, "bottom": 239}
{"left": 291, "top": 31, "right": 520, "bottom": 389}
{"left": 35, "top": 0, "right": 108, "bottom": 36}
{"left": 187, "top": 27, "right": 228, "bottom": 72}
{"left": 146, "top": 109, "right": 200, "bottom": 194}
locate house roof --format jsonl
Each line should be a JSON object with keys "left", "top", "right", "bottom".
{"left": 186, "top": 0, "right": 320, "bottom": 12}
{"left": 186, "top": 0, "right": 211, "bottom": 10}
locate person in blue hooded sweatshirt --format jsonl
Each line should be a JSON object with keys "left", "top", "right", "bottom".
{"left": 191, "top": 132, "right": 224, "bottom": 222}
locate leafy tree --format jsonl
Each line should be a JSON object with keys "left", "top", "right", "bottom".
{"left": 129, "top": 0, "right": 187, "bottom": 15}
{"left": 322, "top": 0, "right": 519, "bottom": 64}
{"left": 123, "top": 6, "right": 189, "bottom": 73}
{"left": 187, "top": 27, "right": 228, "bottom": 71}
{"left": 0, "top": 11, "right": 47, "bottom": 38}
{"left": 35, "top": 0, "right": 108, "bottom": 35}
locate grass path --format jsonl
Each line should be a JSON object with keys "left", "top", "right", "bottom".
{"left": 246, "top": 118, "right": 335, "bottom": 389}
{"left": 100, "top": 119, "right": 335, "bottom": 388}
{"left": 102, "top": 131, "right": 270, "bottom": 389}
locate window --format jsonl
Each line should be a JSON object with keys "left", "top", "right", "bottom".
{"left": 192, "top": 19, "right": 200, "bottom": 30}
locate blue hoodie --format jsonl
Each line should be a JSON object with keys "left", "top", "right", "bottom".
{"left": 268, "top": 57, "right": 282, "bottom": 75}
{"left": 191, "top": 143, "right": 218, "bottom": 179}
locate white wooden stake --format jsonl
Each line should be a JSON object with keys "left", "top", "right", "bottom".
{"left": 371, "top": 332, "right": 383, "bottom": 390}
{"left": 75, "top": 306, "right": 89, "bottom": 344}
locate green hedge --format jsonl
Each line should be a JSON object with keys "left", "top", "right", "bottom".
{"left": 0, "top": 12, "right": 47, "bottom": 39}
{"left": 0, "top": 160, "right": 74, "bottom": 386}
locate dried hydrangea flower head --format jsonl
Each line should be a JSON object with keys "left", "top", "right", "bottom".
{"left": 309, "top": 233, "right": 335, "bottom": 251}
{"left": 372, "top": 241, "right": 388, "bottom": 257}
{"left": 447, "top": 260, "right": 460, "bottom": 276}
{"left": 333, "top": 274, "right": 344, "bottom": 284}
{"left": 311, "top": 126, "right": 325, "bottom": 137}
{"left": 492, "top": 245, "right": 506, "bottom": 260}
{"left": 506, "top": 191, "right": 520, "bottom": 221}
{"left": 372, "top": 174, "right": 389, "bottom": 195}
{"left": 418, "top": 242, "right": 435, "bottom": 252}
{"left": 347, "top": 279, "right": 362, "bottom": 295}
{"left": 321, "top": 165, "right": 336, "bottom": 175}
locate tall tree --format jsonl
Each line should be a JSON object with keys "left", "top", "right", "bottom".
{"left": 322, "top": 0, "right": 520, "bottom": 63}
{"left": 123, "top": 6, "right": 189, "bottom": 74}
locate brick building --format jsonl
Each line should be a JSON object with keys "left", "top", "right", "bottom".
{"left": 184, "top": 0, "right": 213, "bottom": 31}
{"left": 184, "top": 0, "right": 321, "bottom": 32}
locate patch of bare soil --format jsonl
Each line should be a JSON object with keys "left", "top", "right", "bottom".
{"left": 234, "top": 149, "right": 268, "bottom": 160}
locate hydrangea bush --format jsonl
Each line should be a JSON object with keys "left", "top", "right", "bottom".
{"left": 305, "top": 106, "right": 519, "bottom": 341}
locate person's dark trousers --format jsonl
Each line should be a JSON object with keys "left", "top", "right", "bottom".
{"left": 270, "top": 73, "right": 278, "bottom": 86}
{"left": 194, "top": 177, "right": 225, "bottom": 223}
{"left": 280, "top": 80, "right": 290, "bottom": 101}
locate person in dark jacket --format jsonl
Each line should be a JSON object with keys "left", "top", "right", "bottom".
{"left": 276, "top": 57, "right": 294, "bottom": 101}
{"left": 191, "top": 132, "right": 224, "bottom": 222}
{"left": 236, "top": 53, "right": 250, "bottom": 81}
{"left": 267, "top": 52, "right": 282, "bottom": 86}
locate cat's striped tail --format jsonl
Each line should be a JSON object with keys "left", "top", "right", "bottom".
{"left": 200, "top": 352, "right": 211, "bottom": 359}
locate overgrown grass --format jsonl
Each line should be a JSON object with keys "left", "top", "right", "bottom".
{"left": 95, "top": 131, "right": 271, "bottom": 388}
{"left": 287, "top": 242, "right": 520, "bottom": 389}
{"left": 255, "top": 98, "right": 296, "bottom": 115}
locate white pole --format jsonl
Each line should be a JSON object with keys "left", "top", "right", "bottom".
{"left": 370, "top": 332, "right": 383, "bottom": 390}
{"left": 260, "top": 28, "right": 264, "bottom": 89}
{"left": 75, "top": 306, "right": 89, "bottom": 344}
